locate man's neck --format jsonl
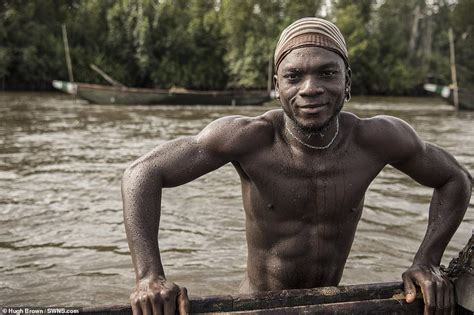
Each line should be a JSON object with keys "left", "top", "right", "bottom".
{"left": 284, "top": 114, "right": 340, "bottom": 150}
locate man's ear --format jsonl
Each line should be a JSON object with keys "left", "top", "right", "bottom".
{"left": 273, "top": 74, "right": 279, "bottom": 99}
{"left": 345, "top": 67, "right": 352, "bottom": 92}
{"left": 345, "top": 67, "right": 352, "bottom": 101}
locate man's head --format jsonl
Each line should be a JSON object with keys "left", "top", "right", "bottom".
{"left": 274, "top": 17, "right": 351, "bottom": 134}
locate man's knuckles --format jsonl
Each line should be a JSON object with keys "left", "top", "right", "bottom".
{"left": 160, "top": 288, "right": 177, "bottom": 302}
{"left": 141, "top": 289, "right": 177, "bottom": 303}
{"left": 402, "top": 272, "right": 412, "bottom": 281}
{"left": 139, "top": 294, "right": 150, "bottom": 305}
{"left": 420, "top": 278, "right": 435, "bottom": 288}
{"left": 148, "top": 291, "right": 162, "bottom": 303}
{"left": 130, "top": 292, "right": 143, "bottom": 306}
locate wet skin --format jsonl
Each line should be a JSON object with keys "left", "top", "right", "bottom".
{"left": 122, "top": 47, "right": 471, "bottom": 315}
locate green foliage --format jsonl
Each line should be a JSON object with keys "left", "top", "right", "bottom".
{"left": 371, "top": 0, "right": 423, "bottom": 94}
{"left": 220, "top": 0, "right": 324, "bottom": 88}
{"left": 453, "top": 0, "right": 474, "bottom": 89}
{"left": 1, "top": 0, "right": 76, "bottom": 88}
{"left": 335, "top": 1, "right": 378, "bottom": 94}
{"left": 1, "top": 0, "right": 472, "bottom": 95}
{"left": 147, "top": 0, "right": 228, "bottom": 89}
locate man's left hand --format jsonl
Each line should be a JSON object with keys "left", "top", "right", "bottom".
{"left": 402, "top": 264, "right": 455, "bottom": 315}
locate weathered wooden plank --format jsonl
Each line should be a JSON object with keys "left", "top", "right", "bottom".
{"left": 81, "top": 297, "right": 425, "bottom": 315}
{"left": 190, "top": 294, "right": 234, "bottom": 313}
{"left": 225, "top": 298, "right": 425, "bottom": 315}
{"left": 81, "top": 304, "right": 131, "bottom": 315}
{"left": 81, "top": 282, "right": 422, "bottom": 315}
{"left": 228, "top": 282, "right": 405, "bottom": 312}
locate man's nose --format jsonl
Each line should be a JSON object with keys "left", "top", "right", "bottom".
{"left": 299, "top": 76, "right": 324, "bottom": 96}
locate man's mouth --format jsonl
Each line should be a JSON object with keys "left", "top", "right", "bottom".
{"left": 298, "top": 103, "right": 328, "bottom": 114}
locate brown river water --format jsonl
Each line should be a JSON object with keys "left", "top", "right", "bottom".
{"left": 0, "top": 92, "right": 472, "bottom": 307}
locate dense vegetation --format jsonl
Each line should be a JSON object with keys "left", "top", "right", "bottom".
{"left": 0, "top": 0, "right": 472, "bottom": 95}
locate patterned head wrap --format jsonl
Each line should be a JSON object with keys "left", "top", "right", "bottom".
{"left": 274, "top": 17, "right": 349, "bottom": 72}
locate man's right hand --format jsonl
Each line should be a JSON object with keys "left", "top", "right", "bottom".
{"left": 130, "top": 277, "right": 189, "bottom": 315}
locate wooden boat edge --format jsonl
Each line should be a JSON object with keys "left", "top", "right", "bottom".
{"left": 80, "top": 282, "right": 423, "bottom": 314}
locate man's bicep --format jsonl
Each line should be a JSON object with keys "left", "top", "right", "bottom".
{"left": 391, "top": 142, "right": 461, "bottom": 189}
{"left": 126, "top": 114, "right": 268, "bottom": 188}
{"left": 128, "top": 136, "right": 230, "bottom": 188}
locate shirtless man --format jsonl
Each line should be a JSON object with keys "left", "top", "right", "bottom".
{"left": 122, "top": 18, "right": 471, "bottom": 315}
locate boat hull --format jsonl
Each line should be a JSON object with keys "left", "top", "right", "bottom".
{"left": 423, "top": 83, "right": 474, "bottom": 110}
{"left": 52, "top": 80, "right": 271, "bottom": 106}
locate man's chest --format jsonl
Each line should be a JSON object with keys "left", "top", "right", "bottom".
{"left": 237, "top": 145, "right": 384, "bottom": 220}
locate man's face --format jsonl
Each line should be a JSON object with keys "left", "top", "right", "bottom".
{"left": 275, "top": 47, "right": 349, "bottom": 133}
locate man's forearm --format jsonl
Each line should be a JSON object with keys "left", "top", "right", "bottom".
{"left": 122, "top": 164, "right": 165, "bottom": 281}
{"left": 413, "top": 169, "right": 471, "bottom": 266}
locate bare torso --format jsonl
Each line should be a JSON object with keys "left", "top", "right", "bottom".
{"left": 123, "top": 43, "right": 470, "bottom": 315}
{"left": 234, "top": 110, "right": 385, "bottom": 292}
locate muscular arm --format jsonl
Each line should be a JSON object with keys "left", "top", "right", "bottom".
{"left": 121, "top": 114, "right": 273, "bottom": 314}
{"left": 362, "top": 116, "right": 472, "bottom": 314}
{"left": 122, "top": 136, "right": 228, "bottom": 281}
{"left": 391, "top": 142, "right": 471, "bottom": 267}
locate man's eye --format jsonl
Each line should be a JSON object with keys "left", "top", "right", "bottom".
{"left": 283, "top": 73, "right": 300, "bottom": 80}
{"left": 321, "top": 70, "right": 338, "bottom": 77}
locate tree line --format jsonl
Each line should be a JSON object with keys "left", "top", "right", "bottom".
{"left": 0, "top": 0, "right": 472, "bottom": 95}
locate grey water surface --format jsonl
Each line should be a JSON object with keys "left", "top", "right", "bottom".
{"left": 0, "top": 92, "right": 472, "bottom": 307}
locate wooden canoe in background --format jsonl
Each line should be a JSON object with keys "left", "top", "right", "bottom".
{"left": 52, "top": 80, "right": 272, "bottom": 106}
{"left": 423, "top": 83, "right": 474, "bottom": 111}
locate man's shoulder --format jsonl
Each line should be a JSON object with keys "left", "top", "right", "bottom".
{"left": 200, "top": 109, "right": 280, "bottom": 139}
{"left": 196, "top": 109, "right": 282, "bottom": 157}
{"left": 212, "top": 109, "right": 280, "bottom": 130}
{"left": 354, "top": 114, "right": 424, "bottom": 164}
{"left": 356, "top": 115, "right": 417, "bottom": 140}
